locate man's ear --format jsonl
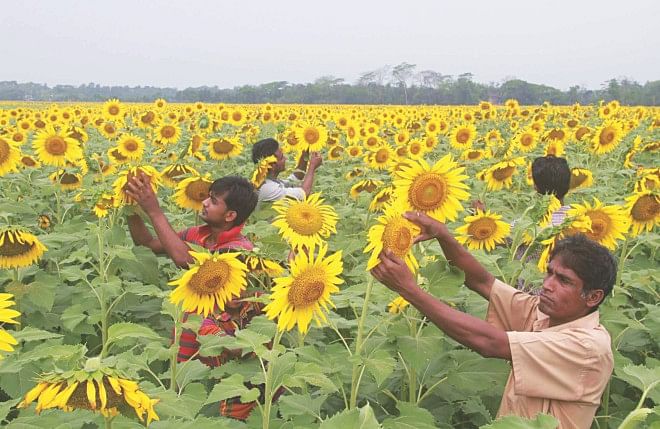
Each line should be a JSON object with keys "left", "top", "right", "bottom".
{"left": 584, "top": 289, "right": 605, "bottom": 308}
{"left": 226, "top": 210, "right": 237, "bottom": 224}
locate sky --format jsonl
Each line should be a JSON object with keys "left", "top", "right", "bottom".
{"left": 1, "top": 0, "right": 658, "bottom": 91}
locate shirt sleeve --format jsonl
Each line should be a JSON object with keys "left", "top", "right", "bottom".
{"left": 258, "top": 180, "right": 306, "bottom": 202}
{"left": 507, "top": 330, "right": 607, "bottom": 403}
{"left": 486, "top": 279, "right": 539, "bottom": 332}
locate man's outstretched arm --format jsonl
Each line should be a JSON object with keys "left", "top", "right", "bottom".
{"left": 371, "top": 250, "right": 510, "bottom": 359}
{"left": 405, "top": 212, "right": 494, "bottom": 300}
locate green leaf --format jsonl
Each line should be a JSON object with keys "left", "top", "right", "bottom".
{"left": 278, "top": 393, "right": 326, "bottom": 419}
{"left": 283, "top": 362, "right": 337, "bottom": 393}
{"left": 617, "top": 364, "right": 660, "bottom": 404}
{"left": 364, "top": 349, "right": 396, "bottom": 387}
{"left": 320, "top": 403, "right": 382, "bottom": 429}
{"left": 175, "top": 359, "right": 211, "bottom": 390}
{"left": 106, "top": 322, "right": 162, "bottom": 347}
{"left": 618, "top": 408, "right": 655, "bottom": 429}
{"left": 269, "top": 352, "right": 297, "bottom": 391}
{"left": 480, "top": 413, "right": 559, "bottom": 428}
{"left": 205, "top": 374, "right": 260, "bottom": 404}
{"left": 382, "top": 402, "right": 436, "bottom": 429}
{"left": 234, "top": 328, "right": 270, "bottom": 357}
{"left": 12, "top": 327, "right": 63, "bottom": 343}
{"left": 152, "top": 382, "right": 207, "bottom": 420}
{"left": 0, "top": 399, "right": 19, "bottom": 422}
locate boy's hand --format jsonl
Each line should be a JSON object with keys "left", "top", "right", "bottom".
{"left": 125, "top": 172, "right": 160, "bottom": 216}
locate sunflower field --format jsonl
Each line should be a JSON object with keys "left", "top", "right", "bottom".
{"left": 0, "top": 99, "right": 658, "bottom": 429}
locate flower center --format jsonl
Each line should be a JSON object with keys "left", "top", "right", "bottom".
{"left": 0, "top": 139, "right": 10, "bottom": 162}
{"left": 456, "top": 129, "right": 471, "bottom": 144}
{"left": 287, "top": 269, "right": 326, "bottom": 308}
{"left": 141, "top": 111, "right": 155, "bottom": 124}
{"left": 585, "top": 211, "right": 611, "bottom": 240}
{"left": 570, "top": 172, "right": 587, "bottom": 188}
{"left": 521, "top": 134, "right": 533, "bottom": 146}
{"left": 185, "top": 180, "right": 210, "bottom": 202}
{"left": 108, "top": 105, "right": 120, "bottom": 115}
{"left": 303, "top": 127, "right": 320, "bottom": 144}
{"left": 161, "top": 125, "right": 176, "bottom": 138}
{"left": 631, "top": 195, "right": 659, "bottom": 221}
{"left": 59, "top": 173, "right": 80, "bottom": 185}
{"left": 104, "top": 124, "right": 116, "bottom": 134}
{"left": 45, "top": 136, "right": 67, "bottom": 155}
{"left": 375, "top": 148, "right": 389, "bottom": 163}
{"left": 123, "top": 139, "right": 139, "bottom": 152}
{"left": 285, "top": 204, "right": 324, "bottom": 236}
{"left": 467, "top": 217, "right": 497, "bottom": 239}
{"left": 599, "top": 127, "right": 616, "bottom": 145}
{"left": 0, "top": 233, "right": 34, "bottom": 257}
{"left": 382, "top": 218, "right": 413, "bottom": 257}
{"left": 188, "top": 260, "right": 230, "bottom": 294}
{"left": 213, "top": 139, "right": 234, "bottom": 154}
{"left": 409, "top": 173, "right": 446, "bottom": 211}
{"left": 492, "top": 166, "right": 515, "bottom": 181}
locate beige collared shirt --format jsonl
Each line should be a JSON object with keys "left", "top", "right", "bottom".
{"left": 486, "top": 279, "right": 613, "bottom": 429}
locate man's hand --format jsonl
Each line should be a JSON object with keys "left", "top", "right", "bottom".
{"left": 370, "top": 250, "right": 418, "bottom": 297}
{"left": 124, "top": 172, "right": 160, "bottom": 216}
{"left": 308, "top": 152, "right": 322, "bottom": 171}
{"left": 403, "top": 211, "right": 450, "bottom": 243}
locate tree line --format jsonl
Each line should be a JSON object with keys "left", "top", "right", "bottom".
{"left": 1, "top": 63, "right": 658, "bottom": 105}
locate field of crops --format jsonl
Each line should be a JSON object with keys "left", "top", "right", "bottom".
{"left": 0, "top": 100, "right": 658, "bottom": 428}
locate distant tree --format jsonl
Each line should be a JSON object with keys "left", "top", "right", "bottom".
{"left": 391, "top": 62, "right": 416, "bottom": 104}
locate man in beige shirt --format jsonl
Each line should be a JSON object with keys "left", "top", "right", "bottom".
{"left": 370, "top": 212, "right": 616, "bottom": 429}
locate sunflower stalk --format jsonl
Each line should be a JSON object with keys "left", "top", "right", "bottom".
{"left": 349, "top": 276, "right": 373, "bottom": 409}
{"left": 169, "top": 305, "right": 183, "bottom": 392}
{"left": 97, "top": 218, "right": 110, "bottom": 359}
{"left": 261, "top": 329, "right": 283, "bottom": 429}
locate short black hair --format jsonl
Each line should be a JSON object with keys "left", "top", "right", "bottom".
{"left": 209, "top": 176, "right": 258, "bottom": 226}
{"left": 532, "top": 155, "right": 570, "bottom": 200}
{"left": 549, "top": 234, "right": 617, "bottom": 307}
{"left": 252, "top": 138, "right": 279, "bottom": 164}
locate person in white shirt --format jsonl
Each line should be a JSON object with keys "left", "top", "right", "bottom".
{"left": 251, "top": 138, "right": 322, "bottom": 202}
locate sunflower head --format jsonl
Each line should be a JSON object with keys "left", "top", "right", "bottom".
{"left": 0, "top": 227, "right": 48, "bottom": 269}
{"left": 455, "top": 210, "right": 511, "bottom": 251}
{"left": 173, "top": 175, "right": 212, "bottom": 211}
{"left": 272, "top": 193, "right": 338, "bottom": 250}
{"left": 365, "top": 202, "right": 420, "bottom": 272}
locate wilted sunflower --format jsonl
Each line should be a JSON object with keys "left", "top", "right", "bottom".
{"left": 0, "top": 293, "right": 20, "bottom": 357}
{"left": 625, "top": 189, "right": 659, "bottom": 237}
{"left": 591, "top": 121, "right": 624, "bottom": 155}
{"left": 251, "top": 155, "right": 277, "bottom": 188}
{"left": 394, "top": 155, "right": 470, "bottom": 222}
{"left": 112, "top": 165, "right": 161, "bottom": 206}
{"left": 455, "top": 210, "right": 510, "bottom": 251}
{"left": 295, "top": 122, "right": 328, "bottom": 152}
{"left": 37, "top": 214, "right": 52, "bottom": 230}
{"left": 449, "top": 123, "right": 477, "bottom": 149}
{"left": 116, "top": 134, "right": 145, "bottom": 161}
{"left": 18, "top": 366, "right": 158, "bottom": 424}
{"left": 0, "top": 136, "right": 21, "bottom": 176}
{"left": 272, "top": 193, "right": 338, "bottom": 250}
{"left": 477, "top": 158, "right": 524, "bottom": 191}
{"left": 49, "top": 170, "right": 83, "bottom": 191}
{"left": 160, "top": 163, "right": 199, "bottom": 188}
{"left": 569, "top": 168, "right": 594, "bottom": 190}
{"left": 0, "top": 227, "right": 47, "bottom": 269}
{"left": 566, "top": 198, "right": 629, "bottom": 250}
{"left": 93, "top": 194, "right": 116, "bottom": 218}
{"left": 364, "top": 202, "right": 420, "bottom": 272}
{"left": 350, "top": 179, "right": 384, "bottom": 199}
{"left": 155, "top": 123, "right": 181, "bottom": 144}
{"left": 32, "top": 125, "right": 83, "bottom": 167}
{"left": 208, "top": 137, "right": 243, "bottom": 160}
{"left": 369, "top": 186, "right": 394, "bottom": 212}
{"left": 264, "top": 244, "right": 343, "bottom": 334}
{"left": 169, "top": 251, "right": 248, "bottom": 316}
{"left": 173, "top": 175, "right": 212, "bottom": 211}
{"left": 244, "top": 254, "right": 285, "bottom": 277}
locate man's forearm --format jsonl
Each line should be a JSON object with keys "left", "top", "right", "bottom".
{"left": 401, "top": 285, "right": 510, "bottom": 359}
{"left": 300, "top": 168, "right": 317, "bottom": 196}
{"left": 128, "top": 214, "right": 155, "bottom": 247}
{"left": 145, "top": 209, "right": 193, "bottom": 267}
{"left": 435, "top": 233, "right": 494, "bottom": 299}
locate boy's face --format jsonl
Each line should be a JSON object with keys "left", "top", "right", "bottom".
{"left": 200, "top": 191, "right": 236, "bottom": 228}
{"left": 273, "top": 148, "right": 286, "bottom": 174}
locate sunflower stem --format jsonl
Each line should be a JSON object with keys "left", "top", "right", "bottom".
{"left": 615, "top": 238, "right": 629, "bottom": 290}
{"left": 349, "top": 276, "right": 373, "bottom": 409}
{"left": 169, "top": 305, "right": 183, "bottom": 392}
{"left": 262, "top": 329, "right": 283, "bottom": 429}
{"left": 97, "top": 218, "right": 110, "bottom": 359}
{"left": 104, "top": 415, "right": 114, "bottom": 429}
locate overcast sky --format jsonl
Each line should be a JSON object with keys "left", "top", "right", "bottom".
{"left": 1, "top": 0, "right": 658, "bottom": 90}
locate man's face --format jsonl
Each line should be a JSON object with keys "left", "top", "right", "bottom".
{"left": 200, "top": 191, "right": 235, "bottom": 227}
{"left": 273, "top": 148, "right": 286, "bottom": 174}
{"left": 539, "top": 255, "right": 592, "bottom": 326}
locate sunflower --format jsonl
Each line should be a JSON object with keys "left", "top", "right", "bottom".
{"left": 346, "top": 145, "right": 363, "bottom": 158}
{"left": 18, "top": 367, "right": 158, "bottom": 424}
{"left": 566, "top": 198, "right": 629, "bottom": 250}
{"left": 272, "top": 193, "right": 338, "bottom": 250}
{"left": 365, "top": 202, "right": 420, "bottom": 272}
{"left": 591, "top": 121, "right": 624, "bottom": 155}
{"left": 544, "top": 140, "right": 565, "bottom": 157}
{"left": 625, "top": 190, "right": 659, "bottom": 237}
{"left": 264, "top": 244, "right": 343, "bottom": 334}
{"left": 227, "top": 108, "right": 247, "bottom": 126}
{"left": 93, "top": 194, "right": 116, "bottom": 218}
{"left": 32, "top": 126, "right": 83, "bottom": 167}
{"left": 327, "top": 145, "right": 344, "bottom": 160}
{"left": 49, "top": 170, "right": 83, "bottom": 191}
{"left": 461, "top": 148, "right": 487, "bottom": 161}
{"left": 513, "top": 129, "right": 539, "bottom": 152}
{"left": 477, "top": 158, "right": 523, "bottom": 191}
{"left": 116, "top": 134, "right": 145, "bottom": 161}
{"left": 244, "top": 254, "right": 285, "bottom": 277}
{"left": 112, "top": 165, "right": 161, "bottom": 206}
{"left": 0, "top": 136, "right": 21, "bottom": 176}
{"left": 173, "top": 175, "right": 212, "bottom": 211}
{"left": 102, "top": 98, "right": 124, "bottom": 122}
{"left": 136, "top": 110, "right": 159, "bottom": 129}
{"left": 37, "top": 214, "right": 52, "bottom": 230}
{"left": 0, "top": 293, "right": 20, "bottom": 357}
{"left": 295, "top": 123, "right": 328, "bottom": 152}
{"left": 387, "top": 296, "right": 410, "bottom": 314}
{"left": 0, "top": 227, "right": 48, "bottom": 269}
{"left": 455, "top": 210, "right": 510, "bottom": 251}
{"left": 99, "top": 121, "right": 122, "bottom": 140}
{"left": 366, "top": 145, "right": 395, "bottom": 170}
{"left": 350, "top": 179, "right": 384, "bottom": 199}
{"left": 407, "top": 139, "right": 426, "bottom": 160}
{"left": 208, "top": 137, "right": 243, "bottom": 160}
{"left": 156, "top": 123, "right": 181, "bottom": 145}
{"left": 160, "top": 163, "right": 199, "bottom": 188}
{"left": 169, "top": 251, "right": 248, "bottom": 316}
{"left": 20, "top": 155, "right": 40, "bottom": 169}
{"left": 369, "top": 186, "right": 394, "bottom": 212}
{"left": 394, "top": 155, "right": 470, "bottom": 222}
{"left": 449, "top": 123, "right": 477, "bottom": 149}
{"left": 569, "top": 168, "right": 594, "bottom": 190}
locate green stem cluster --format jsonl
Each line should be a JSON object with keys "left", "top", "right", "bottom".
{"left": 349, "top": 276, "right": 373, "bottom": 409}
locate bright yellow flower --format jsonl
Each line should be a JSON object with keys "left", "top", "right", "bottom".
{"left": 0, "top": 228, "right": 47, "bottom": 269}
{"left": 365, "top": 202, "right": 420, "bottom": 272}
{"left": 456, "top": 210, "right": 510, "bottom": 251}
{"left": 173, "top": 175, "right": 212, "bottom": 211}
{"left": 32, "top": 125, "right": 83, "bottom": 167}
{"left": 566, "top": 198, "right": 629, "bottom": 250}
{"left": 625, "top": 189, "right": 659, "bottom": 237}
{"left": 272, "top": 193, "right": 338, "bottom": 250}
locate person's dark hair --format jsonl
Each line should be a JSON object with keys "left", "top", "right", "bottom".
{"left": 209, "top": 176, "right": 258, "bottom": 226}
{"left": 549, "top": 234, "right": 616, "bottom": 307}
{"left": 252, "top": 138, "right": 279, "bottom": 164}
{"left": 531, "top": 155, "right": 570, "bottom": 200}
